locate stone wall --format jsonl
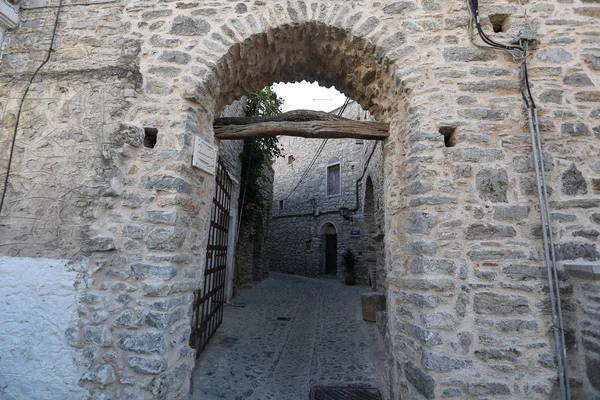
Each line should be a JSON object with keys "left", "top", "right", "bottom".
{"left": 0, "top": 0, "right": 599, "bottom": 398}
{"left": 268, "top": 102, "right": 386, "bottom": 287}
{"left": 233, "top": 162, "right": 274, "bottom": 292}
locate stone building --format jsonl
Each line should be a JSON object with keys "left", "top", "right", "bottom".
{"left": 0, "top": 1, "right": 599, "bottom": 399}
{"left": 268, "top": 101, "right": 386, "bottom": 289}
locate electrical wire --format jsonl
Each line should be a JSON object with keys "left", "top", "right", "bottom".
{"left": 0, "top": 0, "right": 64, "bottom": 218}
{"left": 283, "top": 97, "right": 351, "bottom": 201}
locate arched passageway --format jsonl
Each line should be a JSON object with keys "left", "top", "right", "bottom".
{"left": 2, "top": 1, "right": 595, "bottom": 399}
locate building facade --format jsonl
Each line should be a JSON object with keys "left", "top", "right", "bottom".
{"left": 0, "top": 1, "right": 599, "bottom": 399}
{"left": 268, "top": 101, "right": 386, "bottom": 289}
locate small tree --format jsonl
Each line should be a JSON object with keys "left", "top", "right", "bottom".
{"left": 239, "top": 86, "right": 283, "bottom": 220}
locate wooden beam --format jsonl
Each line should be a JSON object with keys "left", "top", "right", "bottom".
{"left": 215, "top": 120, "right": 389, "bottom": 140}
{"left": 213, "top": 110, "right": 389, "bottom": 140}
{"left": 213, "top": 110, "right": 348, "bottom": 127}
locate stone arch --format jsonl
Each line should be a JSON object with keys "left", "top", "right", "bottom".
{"left": 195, "top": 13, "right": 409, "bottom": 122}
{"left": 318, "top": 221, "right": 339, "bottom": 236}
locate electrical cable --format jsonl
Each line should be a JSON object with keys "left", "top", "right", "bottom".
{"left": 282, "top": 97, "right": 351, "bottom": 201}
{"left": 0, "top": 0, "right": 64, "bottom": 218}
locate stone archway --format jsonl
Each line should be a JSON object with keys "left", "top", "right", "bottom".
{"left": 3, "top": 1, "right": 592, "bottom": 399}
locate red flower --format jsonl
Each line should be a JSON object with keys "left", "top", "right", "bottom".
{"left": 245, "top": 202, "right": 255, "bottom": 210}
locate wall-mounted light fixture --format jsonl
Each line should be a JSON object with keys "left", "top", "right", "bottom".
{"left": 339, "top": 207, "right": 353, "bottom": 221}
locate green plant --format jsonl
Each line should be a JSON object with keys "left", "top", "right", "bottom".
{"left": 239, "top": 86, "right": 283, "bottom": 220}
{"left": 342, "top": 249, "right": 357, "bottom": 273}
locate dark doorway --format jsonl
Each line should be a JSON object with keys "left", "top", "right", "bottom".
{"left": 325, "top": 234, "right": 338, "bottom": 275}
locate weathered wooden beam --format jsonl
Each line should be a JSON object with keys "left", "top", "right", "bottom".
{"left": 214, "top": 120, "right": 389, "bottom": 140}
{"left": 213, "top": 110, "right": 389, "bottom": 140}
{"left": 213, "top": 109, "right": 348, "bottom": 127}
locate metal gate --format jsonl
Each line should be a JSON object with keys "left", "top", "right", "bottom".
{"left": 190, "top": 159, "right": 233, "bottom": 356}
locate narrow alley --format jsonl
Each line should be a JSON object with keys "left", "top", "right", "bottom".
{"left": 191, "top": 273, "right": 386, "bottom": 400}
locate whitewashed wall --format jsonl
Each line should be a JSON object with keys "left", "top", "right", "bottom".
{"left": 0, "top": 256, "right": 88, "bottom": 399}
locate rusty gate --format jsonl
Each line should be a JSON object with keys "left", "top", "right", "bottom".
{"left": 190, "top": 159, "right": 233, "bottom": 356}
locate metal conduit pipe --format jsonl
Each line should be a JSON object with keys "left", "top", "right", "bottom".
{"left": 525, "top": 99, "right": 570, "bottom": 399}
{"left": 533, "top": 107, "right": 571, "bottom": 399}
{"left": 467, "top": 0, "right": 571, "bottom": 395}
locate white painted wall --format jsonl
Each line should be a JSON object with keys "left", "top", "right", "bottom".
{"left": 0, "top": 256, "right": 88, "bottom": 400}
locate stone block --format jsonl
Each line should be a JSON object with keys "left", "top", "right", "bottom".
{"left": 402, "top": 293, "right": 448, "bottom": 308}
{"left": 407, "top": 241, "right": 439, "bottom": 256}
{"left": 146, "top": 228, "right": 187, "bottom": 251}
{"left": 169, "top": 15, "right": 210, "bottom": 35}
{"left": 84, "top": 326, "right": 111, "bottom": 347}
{"left": 420, "top": 312, "right": 455, "bottom": 330}
{"left": 442, "top": 47, "right": 496, "bottom": 62}
{"left": 493, "top": 206, "right": 530, "bottom": 221}
{"left": 587, "top": 357, "right": 600, "bottom": 391}
{"left": 496, "top": 319, "right": 539, "bottom": 333}
{"left": 407, "top": 212, "right": 438, "bottom": 234}
{"left": 476, "top": 168, "right": 508, "bottom": 203}
{"left": 383, "top": 2, "right": 417, "bottom": 14}
{"left": 145, "top": 307, "right": 186, "bottom": 329}
{"left": 467, "top": 382, "right": 511, "bottom": 396}
{"left": 405, "top": 361, "right": 436, "bottom": 399}
{"left": 421, "top": 350, "right": 472, "bottom": 372}
{"left": 361, "top": 292, "right": 386, "bottom": 322}
{"left": 474, "top": 292, "right": 530, "bottom": 315}
{"left": 82, "top": 364, "right": 116, "bottom": 385}
{"left": 407, "top": 323, "right": 442, "bottom": 346}
{"left": 465, "top": 223, "right": 516, "bottom": 239}
{"left": 127, "top": 356, "right": 168, "bottom": 375}
{"left": 85, "top": 237, "right": 116, "bottom": 252}
{"left": 537, "top": 48, "right": 573, "bottom": 63}
{"left": 474, "top": 347, "right": 522, "bottom": 362}
{"left": 117, "top": 331, "right": 166, "bottom": 355}
{"left": 131, "top": 263, "right": 177, "bottom": 281}
{"left": 409, "top": 258, "right": 456, "bottom": 276}
{"left": 396, "top": 278, "right": 455, "bottom": 292}
{"left": 555, "top": 243, "right": 600, "bottom": 261}
{"left": 141, "top": 176, "right": 192, "bottom": 194}
{"left": 122, "top": 225, "right": 146, "bottom": 239}
{"left": 149, "top": 364, "right": 187, "bottom": 397}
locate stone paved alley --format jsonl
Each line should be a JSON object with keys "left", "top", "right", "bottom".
{"left": 192, "top": 273, "right": 386, "bottom": 400}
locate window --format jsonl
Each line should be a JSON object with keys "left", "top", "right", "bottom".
{"left": 326, "top": 163, "right": 341, "bottom": 196}
{"left": 279, "top": 200, "right": 284, "bottom": 210}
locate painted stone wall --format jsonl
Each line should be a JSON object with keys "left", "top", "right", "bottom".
{"left": 0, "top": 256, "right": 89, "bottom": 399}
{"left": 0, "top": 0, "right": 599, "bottom": 399}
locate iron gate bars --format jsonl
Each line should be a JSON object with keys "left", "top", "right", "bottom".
{"left": 190, "top": 159, "right": 233, "bottom": 356}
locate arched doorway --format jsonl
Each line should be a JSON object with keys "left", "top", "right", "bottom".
{"left": 319, "top": 222, "right": 338, "bottom": 275}
{"left": 363, "top": 177, "right": 385, "bottom": 292}
{"left": 364, "top": 177, "right": 377, "bottom": 288}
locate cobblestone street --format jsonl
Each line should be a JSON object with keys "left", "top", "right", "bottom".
{"left": 192, "top": 273, "right": 386, "bottom": 400}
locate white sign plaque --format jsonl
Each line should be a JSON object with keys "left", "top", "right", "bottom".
{"left": 192, "top": 136, "right": 218, "bottom": 175}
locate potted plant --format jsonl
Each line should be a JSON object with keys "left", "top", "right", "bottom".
{"left": 342, "top": 249, "right": 357, "bottom": 285}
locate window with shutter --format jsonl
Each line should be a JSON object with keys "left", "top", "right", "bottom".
{"left": 327, "top": 163, "right": 341, "bottom": 196}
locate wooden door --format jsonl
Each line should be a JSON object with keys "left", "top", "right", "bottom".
{"left": 325, "top": 234, "right": 337, "bottom": 275}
